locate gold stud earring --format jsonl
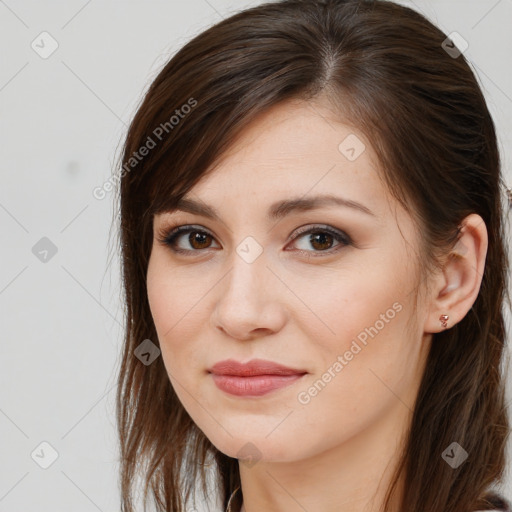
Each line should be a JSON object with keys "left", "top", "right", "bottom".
{"left": 440, "top": 314, "right": 449, "bottom": 329}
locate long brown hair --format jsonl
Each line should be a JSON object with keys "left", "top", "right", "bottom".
{"left": 113, "top": 0, "right": 511, "bottom": 510}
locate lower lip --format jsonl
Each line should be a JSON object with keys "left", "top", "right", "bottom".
{"left": 210, "top": 373, "right": 306, "bottom": 397}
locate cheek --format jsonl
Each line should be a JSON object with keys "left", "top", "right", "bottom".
{"left": 146, "top": 257, "right": 209, "bottom": 382}
{"left": 288, "top": 261, "right": 409, "bottom": 357}
{"left": 146, "top": 256, "right": 192, "bottom": 336}
{"left": 287, "top": 264, "right": 417, "bottom": 417}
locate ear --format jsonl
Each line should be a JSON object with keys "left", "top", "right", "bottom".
{"left": 424, "top": 213, "right": 488, "bottom": 333}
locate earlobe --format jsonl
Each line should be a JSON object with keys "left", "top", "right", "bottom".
{"left": 423, "top": 213, "right": 488, "bottom": 334}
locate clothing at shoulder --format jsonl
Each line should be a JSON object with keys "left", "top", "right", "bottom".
{"left": 224, "top": 494, "right": 512, "bottom": 512}
{"left": 475, "top": 492, "right": 512, "bottom": 512}
{"left": 225, "top": 492, "right": 512, "bottom": 512}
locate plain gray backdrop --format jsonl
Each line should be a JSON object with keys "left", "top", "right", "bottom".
{"left": 1, "top": 0, "right": 511, "bottom": 510}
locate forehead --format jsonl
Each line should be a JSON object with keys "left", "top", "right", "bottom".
{"left": 178, "top": 98, "right": 389, "bottom": 218}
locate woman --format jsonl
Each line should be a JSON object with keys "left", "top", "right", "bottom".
{"left": 114, "top": 0, "right": 511, "bottom": 510}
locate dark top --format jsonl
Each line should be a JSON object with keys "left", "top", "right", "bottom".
{"left": 229, "top": 492, "right": 512, "bottom": 512}
{"left": 486, "top": 492, "right": 511, "bottom": 511}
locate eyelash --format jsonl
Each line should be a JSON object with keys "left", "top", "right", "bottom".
{"left": 156, "top": 223, "right": 352, "bottom": 258}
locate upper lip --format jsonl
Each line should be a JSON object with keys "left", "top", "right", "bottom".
{"left": 209, "top": 358, "right": 307, "bottom": 377}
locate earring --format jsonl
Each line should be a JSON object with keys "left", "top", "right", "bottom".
{"left": 439, "top": 314, "right": 449, "bottom": 329}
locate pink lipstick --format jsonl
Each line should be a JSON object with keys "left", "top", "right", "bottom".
{"left": 208, "top": 359, "right": 307, "bottom": 397}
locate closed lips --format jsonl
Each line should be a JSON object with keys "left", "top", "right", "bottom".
{"left": 208, "top": 359, "right": 307, "bottom": 377}
{"left": 208, "top": 360, "right": 308, "bottom": 397}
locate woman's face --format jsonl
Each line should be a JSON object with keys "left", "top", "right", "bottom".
{"left": 147, "top": 98, "right": 431, "bottom": 464}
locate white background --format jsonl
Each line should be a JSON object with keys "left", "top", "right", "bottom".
{"left": 1, "top": 0, "right": 511, "bottom": 510}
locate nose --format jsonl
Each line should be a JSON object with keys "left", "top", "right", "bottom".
{"left": 211, "top": 248, "right": 288, "bottom": 341}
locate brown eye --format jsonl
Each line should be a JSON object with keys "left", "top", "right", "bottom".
{"left": 158, "top": 225, "right": 220, "bottom": 254}
{"left": 288, "top": 225, "right": 352, "bottom": 256}
{"left": 188, "top": 231, "right": 214, "bottom": 250}
{"left": 308, "top": 232, "right": 335, "bottom": 251}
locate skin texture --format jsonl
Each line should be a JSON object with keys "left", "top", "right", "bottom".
{"left": 146, "top": 98, "right": 488, "bottom": 512}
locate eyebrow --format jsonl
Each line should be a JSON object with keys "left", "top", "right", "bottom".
{"left": 163, "top": 194, "right": 376, "bottom": 221}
